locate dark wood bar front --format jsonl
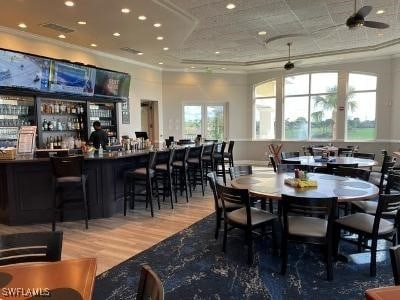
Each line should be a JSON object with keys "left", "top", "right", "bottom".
{"left": 0, "top": 151, "right": 149, "bottom": 225}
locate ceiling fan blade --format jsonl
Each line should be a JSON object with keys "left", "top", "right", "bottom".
{"left": 363, "top": 20, "right": 389, "bottom": 29}
{"left": 311, "top": 24, "right": 345, "bottom": 34}
{"left": 357, "top": 5, "right": 372, "bottom": 18}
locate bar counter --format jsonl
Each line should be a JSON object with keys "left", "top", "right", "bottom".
{"left": 0, "top": 150, "right": 151, "bottom": 225}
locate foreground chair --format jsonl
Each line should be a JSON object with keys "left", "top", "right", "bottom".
{"left": 390, "top": 245, "right": 400, "bottom": 285}
{"left": 51, "top": 155, "right": 88, "bottom": 231}
{"left": 0, "top": 231, "right": 63, "bottom": 265}
{"left": 137, "top": 264, "right": 164, "bottom": 300}
{"left": 217, "top": 183, "right": 277, "bottom": 264}
{"left": 280, "top": 194, "right": 337, "bottom": 281}
{"left": 335, "top": 193, "right": 400, "bottom": 276}
{"left": 207, "top": 172, "right": 241, "bottom": 239}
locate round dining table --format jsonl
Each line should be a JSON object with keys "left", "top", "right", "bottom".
{"left": 230, "top": 172, "right": 379, "bottom": 202}
{"left": 283, "top": 156, "right": 377, "bottom": 168}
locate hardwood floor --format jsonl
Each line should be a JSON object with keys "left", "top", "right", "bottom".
{"left": 0, "top": 190, "right": 215, "bottom": 274}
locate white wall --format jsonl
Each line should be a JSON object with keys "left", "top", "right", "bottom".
{"left": 162, "top": 71, "right": 249, "bottom": 140}
{"left": 0, "top": 28, "right": 163, "bottom": 139}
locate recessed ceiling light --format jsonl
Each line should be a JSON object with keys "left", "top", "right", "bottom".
{"left": 221, "top": 67, "right": 227, "bottom": 70}
{"left": 157, "top": 36, "right": 164, "bottom": 40}
{"left": 64, "top": 1, "right": 74, "bottom": 7}
{"left": 191, "top": 66, "right": 196, "bottom": 69}
{"left": 226, "top": 3, "right": 236, "bottom": 9}
{"left": 113, "top": 32, "right": 121, "bottom": 37}
{"left": 58, "top": 34, "right": 66, "bottom": 39}
{"left": 138, "top": 15, "right": 147, "bottom": 20}
{"left": 153, "top": 23, "right": 162, "bottom": 28}
{"left": 377, "top": 33, "right": 384, "bottom": 36}
{"left": 137, "top": 52, "right": 144, "bottom": 55}
{"left": 163, "top": 47, "right": 169, "bottom": 51}
{"left": 90, "top": 43, "right": 97, "bottom": 47}
{"left": 77, "top": 21, "right": 86, "bottom": 25}
{"left": 121, "top": 8, "right": 130, "bottom": 13}
{"left": 158, "top": 62, "right": 164, "bottom": 65}
{"left": 258, "top": 31, "right": 267, "bottom": 36}
{"left": 215, "top": 51, "right": 220, "bottom": 54}
{"left": 18, "top": 23, "right": 27, "bottom": 29}
{"left": 376, "top": 9, "right": 385, "bottom": 15}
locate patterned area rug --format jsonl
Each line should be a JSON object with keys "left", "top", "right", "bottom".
{"left": 94, "top": 214, "right": 394, "bottom": 300}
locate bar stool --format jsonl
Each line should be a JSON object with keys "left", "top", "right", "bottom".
{"left": 224, "top": 140, "right": 235, "bottom": 168}
{"left": 124, "top": 152, "right": 158, "bottom": 217}
{"left": 213, "top": 142, "right": 227, "bottom": 185}
{"left": 187, "top": 145, "right": 205, "bottom": 196}
{"left": 50, "top": 155, "right": 88, "bottom": 231}
{"left": 202, "top": 143, "right": 216, "bottom": 180}
{"left": 172, "top": 147, "right": 191, "bottom": 202}
{"left": 154, "top": 149, "right": 175, "bottom": 208}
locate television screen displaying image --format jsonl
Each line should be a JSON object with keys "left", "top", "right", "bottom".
{"left": 49, "top": 61, "right": 95, "bottom": 96}
{"left": 94, "top": 69, "right": 130, "bottom": 100}
{"left": 0, "top": 49, "right": 50, "bottom": 91}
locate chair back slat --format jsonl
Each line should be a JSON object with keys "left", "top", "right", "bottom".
{"left": 229, "top": 165, "right": 252, "bottom": 180}
{"left": 217, "top": 184, "right": 247, "bottom": 208}
{"left": 373, "top": 194, "right": 400, "bottom": 235}
{"left": 0, "top": 232, "right": 63, "bottom": 266}
{"left": 386, "top": 173, "right": 400, "bottom": 194}
{"left": 332, "top": 167, "right": 370, "bottom": 181}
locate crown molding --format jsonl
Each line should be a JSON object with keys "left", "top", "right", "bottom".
{"left": 0, "top": 26, "right": 162, "bottom": 72}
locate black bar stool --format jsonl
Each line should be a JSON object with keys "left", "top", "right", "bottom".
{"left": 224, "top": 140, "right": 235, "bottom": 168}
{"left": 50, "top": 155, "right": 88, "bottom": 231}
{"left": 172, "top": 147, "right": 191, "bottom": 202}
{"left": 202, "top": 143, "right": 215, "bottom": 180}
{"left": 124, "top": 152, "right": 158, "bottom": 217}
{"left": 187, "top": 145, "right": 205, "bottom": 196}
{"left": 213, "top": 142, "right": 227, "bottom": 185}
{"left": 154, "top": 149, "right": 175, "bottom": 208}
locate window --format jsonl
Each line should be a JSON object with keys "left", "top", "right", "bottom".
{"left": 183, "top": 104, "right": 226, "bottom": 140}
{"left": 346, "top": 73, "right": 377, "bottom": 141}
{"left": 253, "top": 80, "right": 276, "bottom": 139}
{"left": 283, "top": 73, "right": 338, "bottom": 140}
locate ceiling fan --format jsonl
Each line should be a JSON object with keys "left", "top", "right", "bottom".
{"left": 313, "top": 0, "right": 389, "bottom": 33}
{"left": 284, "top": 42, "right": 294, "bottom": 70}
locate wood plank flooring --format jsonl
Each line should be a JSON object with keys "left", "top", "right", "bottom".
{"left": 0, "top": 190, "right": 215, "bottom": 274}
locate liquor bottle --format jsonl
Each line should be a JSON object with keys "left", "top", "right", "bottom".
{"left": 71, "top": 105, "right": 77, "bottom": 114}
{"left": 49, "top": 136, "right": 54, "bottom": 149}
{"left": 66, "top": 104, "right": 71, "bottom": 114}
{"left": 80, "top": 117, "right": 84, "bottom": 130}
{"left": 60, "top": 102, "right": 66, "bottom": 114}
{"left": 42, "top": 119, "right": 48, "bottom": 131}
{"left": 46, "top": 137, "right": 50, "bottom": 149}
{"left": 54, "top": 102, "right": 59, "bottom": 114}
{"left": 56, "top": 119, "right": 62, "bottom": 131}
{"left": 48, "top": 119, "right": 54, "bottom": 131}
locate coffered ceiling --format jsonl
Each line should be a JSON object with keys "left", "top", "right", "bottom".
{"left": 1, "top": 0, "right": 399, "bottom": 71}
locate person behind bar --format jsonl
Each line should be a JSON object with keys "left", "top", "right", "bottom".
{"left": 89, "top": 121, "right": 109, "bottom": 149}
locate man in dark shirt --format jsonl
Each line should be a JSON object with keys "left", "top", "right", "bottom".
{"left": 89, "top": 121, "right": 109, "bottom": 149}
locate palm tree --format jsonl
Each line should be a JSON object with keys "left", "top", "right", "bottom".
{"left": 313, "top": 86, "right": 356, "bottom": 139}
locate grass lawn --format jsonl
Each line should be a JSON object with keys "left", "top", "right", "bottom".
{"left": 284, "top": 127, "right": 375, "bottom": 140}
{"left": 346, "top": 128, "right": 376, "bottom": 140}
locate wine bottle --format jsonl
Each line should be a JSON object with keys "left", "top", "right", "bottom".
{"left": 42, "top": 119, "right": 48, "bottom": 131}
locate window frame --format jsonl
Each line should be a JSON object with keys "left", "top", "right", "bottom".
{"left": 252, "top": 79, "right": 277, "bottom": 140}
{"left": 182, "top": 102, "right": 228, "bottom": 140}
{"left": 345, "top": 72, "right": 378, "bottom": 142}
{"left": 283, "top": 72, "right": 339, "bottom": 141}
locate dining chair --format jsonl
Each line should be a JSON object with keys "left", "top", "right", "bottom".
{"left": 334, "top": 193, "right": 400, "bottom": 276}
{"left": 154, "top": 149, "right": 175, "bottom": 208}
{"left": 369, "top": 160, "right": 396, "bottom": 193}
{"left": 326, "top": 162, "right": 358, "bottom": 174}
{"left": 217, "top": 183, "right": 278, "bottom": 264}
{"left": 0, "top": 231, "right": 63, "bottom": 265}
{"left": 136, "top": 264, "right": 164, "bottom": 300}
{"left": 353, "top": 152, "right": 376, "bottom": 160}
{"left": 280, "top": 151, "right": 300, "bottom": 160}
{"left": 214, "top": 142, "right": 227, "bottom": 185}
{"left": 331, "top": 166, "right": 370, "bottom": 181}
{"left": 172, "top": 147, "right": 191, "bottom": 202}
{"left": 207, "top": 172, "right": 242, "bottom": 239}
{"left": 390, "top": 245, "right": 400, "bottom": 285}
{"left": 337, "top": 147, "right": 353, "bottom": 157}
{"left": 280, "top": 194, "right": 337, "bottom": 281}
{"left": 224, "top": 140, "right": 235, "bottom": 168}
{"left": 187, "top": 145, "right": 205, "bottom": 196}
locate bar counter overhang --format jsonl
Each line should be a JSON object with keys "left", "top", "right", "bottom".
{"left": 0, "top": 151, "right": 150, "bottom": 225}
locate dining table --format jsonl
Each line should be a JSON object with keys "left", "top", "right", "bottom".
{"left": 230, "top": 172, "right": 379, "bottom": 202}
{"left": 0, "top": 257, "right": 97, "bottom": 300}
{"left": 283, "top": 155, "right": 377, "bottom": 168}
{"left": 365, "top": 285, "right": 400, "bottom": 300}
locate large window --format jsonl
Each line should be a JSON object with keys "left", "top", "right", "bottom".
{"left": 346, "top": 73, "right": 377, "bottom": 141}
{"left": 253, "top": 80, "right": 276, "bottom": 139}
{"left": 183, "top": 104, "right": 226, "bottom": 140}
{"left": 283, "top": 73, "right": 338, "bottom": 140}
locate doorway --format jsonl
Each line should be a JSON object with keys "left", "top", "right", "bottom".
{"left": 140, "top": 100, "right": 159, "bottom": 142}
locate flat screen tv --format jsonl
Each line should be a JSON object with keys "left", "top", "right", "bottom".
{"left": 94, "top": 69, "right": 130, "bottom": 100}
{"left": 0, "top": 49, "right": 50, "bottom": 91}
{"left": 49, "top": 61, "right": 96, "bottom": 96}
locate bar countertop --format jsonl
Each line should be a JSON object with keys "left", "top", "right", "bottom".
{"left": 0, "top": 150, "right": 150, "bottom": 164}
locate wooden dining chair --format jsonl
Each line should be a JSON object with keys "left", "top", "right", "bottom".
{"left": 0, "top": 231, "right": 63, "bottom": 266}
{"left": 217, "top": 183, "right": 278, "bottom": 264}
{"left": 280, "top": 194, "right": 337, "bottom": 281}
{"left": 334, "top": 193, "right": 400, "bottom": 277}
{"left": 136, "top": 264, "right": 164, "bottom": 300}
